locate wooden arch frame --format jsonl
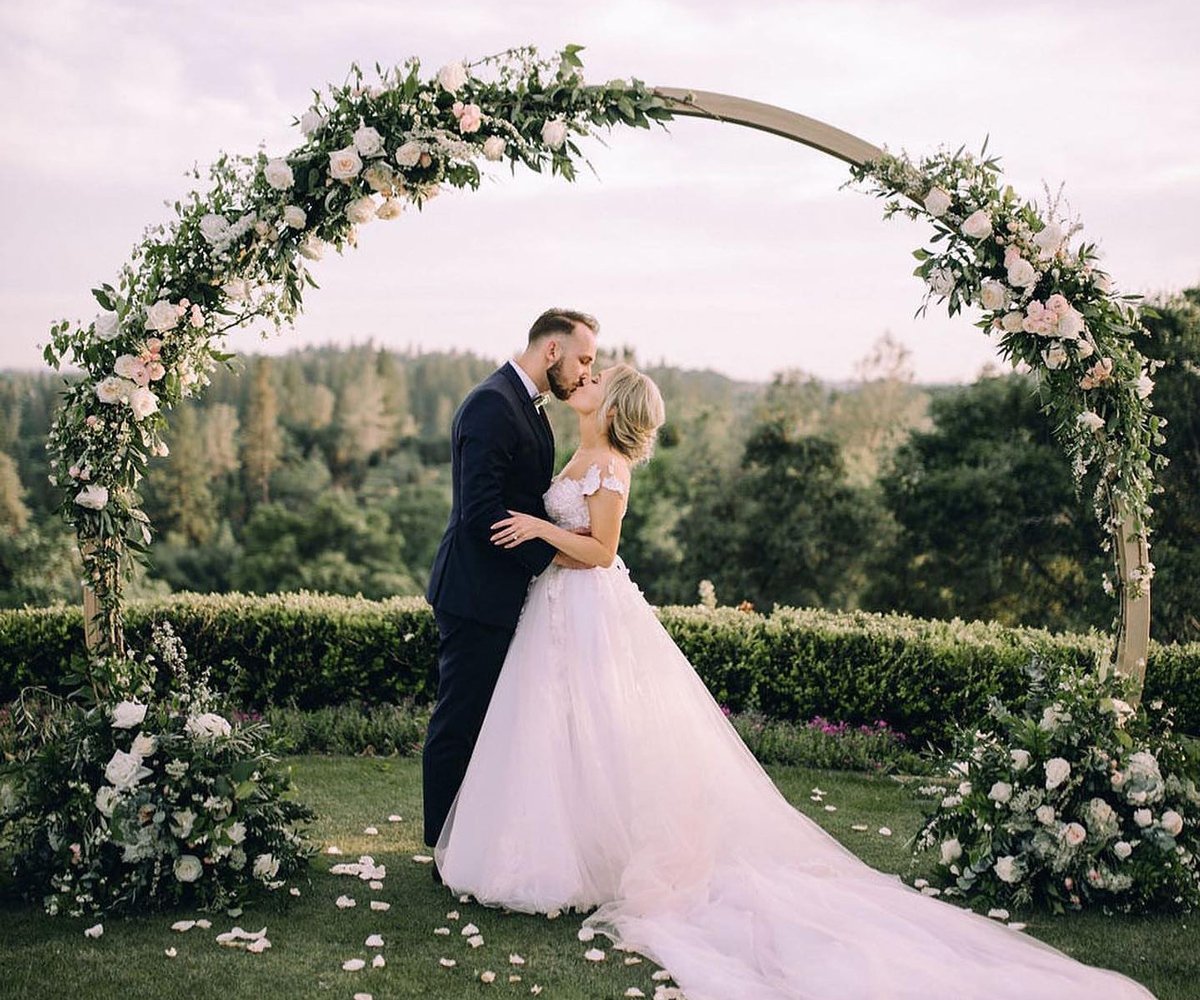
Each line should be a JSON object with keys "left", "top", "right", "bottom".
{"left": 652, "top": 87, "right": 1150, "bottom": 685}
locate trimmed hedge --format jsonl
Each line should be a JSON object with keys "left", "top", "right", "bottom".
{"left": 1, "top": 593, "right": 1197, "bottom": 746}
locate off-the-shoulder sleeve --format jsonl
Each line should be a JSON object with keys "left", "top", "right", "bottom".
{"left": 579, "top": 459, "right": 628, "bottom": 497}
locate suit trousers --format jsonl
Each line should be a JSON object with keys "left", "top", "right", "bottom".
{"left": 422, "top": 609, "right": 516, "bottom": 846}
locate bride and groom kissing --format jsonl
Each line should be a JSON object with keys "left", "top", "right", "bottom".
{"left": 418, "top": 309, "right": 1154, "bottom": 999}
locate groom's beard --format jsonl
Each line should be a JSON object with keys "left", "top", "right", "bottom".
{"left": 546, "top": 359, "right": 578, "bottom": 400}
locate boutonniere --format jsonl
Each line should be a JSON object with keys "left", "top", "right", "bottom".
{"left": 532, "top": 392, "right": 551, "bottom": 412}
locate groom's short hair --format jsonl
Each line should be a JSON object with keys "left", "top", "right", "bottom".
{"left": 528, "top": 308, "right": 599, "bottom": 345}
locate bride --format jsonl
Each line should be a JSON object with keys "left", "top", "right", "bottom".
{"left": 434, "top": 363, "right": 1155, "bottom": 1000}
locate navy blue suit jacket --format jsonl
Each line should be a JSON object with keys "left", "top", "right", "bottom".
{"left": 426, "top": 364, "right": 558, "bottom": 630}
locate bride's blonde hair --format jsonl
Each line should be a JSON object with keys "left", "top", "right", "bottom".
{"left": 599, "top": 364, "right": 666, "bottom": 466}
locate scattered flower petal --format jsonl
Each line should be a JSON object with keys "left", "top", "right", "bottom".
{"left": 509, "top": 975, "right": 522, "bottom": 983}
{"left": 365, "top": 934, "right": 384, "bottom": 948}
{"left": 987, "top": 908, "right": 1011, "bottom": 921}
{"left": 913, "top": 879, "right": 929, "bottom": 889}
{"left": 530, "top": 987, "right": 543, "bottom": 996}
{"left": 368, "top": 880, "right": 384, "bottom": 890}
{"left": 920, "top": 886, "right": 941, "bottom": 897}
{"left": 626, "top": 990, "right": 645, "bottom": 998}
{"left": 171, "top": 920, "right": 196, "bottom": 932}
{"left": 824, "top": 805, "right": 837, "bottom": 812}
{"left": 481, "top": 970, "right": 497, "bottom": 983}
{"left": 354, "top": 994, "right": 373, "bottom": 1000}
{"left": 462, "top": 922, "right": 480, "bottom": 936}
{"left": 337, "top": 895, "right": 357, "bottom": 909}
{"left": 652, "top": 971, "right": 673, "bottom": 981}
{"left": 624, "top": 956, "right": 643, "bottom": 965}
{"left": 289, "top": 887, "right": 301, "bottom": 897}
{"left": 84, "top": 923, "right": 104, "bottom": 939}
{"left": 363, "top": 826, "right": 379, "bottom": 835}
{"left": 388, "top": 814, "right": 402, "bottom": 822}
{"left": 343, "top": 958, "right": 366, "bottom": 971}
{"left": 370, "top": 900, "right": 391, "bottom": 911}
{"left": 439, "top": 958, "right": 457, "bottom": 968}
{"left": 447, "top": 910, "right": 460, "bottom": 920}
{"left": 227, "top": 907, "right": 243, "bottom": 917}
{"left": 412, "top": 854, "right": 434, "bottom": 864}
{"left": 577, "top": 927, "right": 596, "bottom": 942}
{"left": 247, "top": 938, "right": 271, "bottom": 953}
{"left": 372, "top": 955, "right": 386, "bottom": 969}
{"left": 165, "top": 947, "right": 177, "bottom": 958}
{"left": 509, "top": 953, "right": 526, "bottom": 965}
{"left": 850, "top": 824, "right": 869, "bottom": 832}
{"left": 195, "top": 919, "right": 212, "bottom": 930}
{"left": 1008, "top": 922, "right": 1028, "bottom": 931}
{"left": 326, "top": 846, "right": 344, "bottom": 855}
{"left": 434, "top": 927, "right": 451, "bottom": 935}
{"left": 468, "top": 934, "right": 485, "bottom": 948}
{"left": 878, "top": 827, "right": 893, "bottom": 837}
{"left": 545, "top": 909, "right": 561, "bottom": 919}
{"left": 585, "top": 948, "right": 606, "bottom": 962}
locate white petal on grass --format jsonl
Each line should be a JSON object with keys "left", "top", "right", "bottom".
{"left": 326, "top": 846, "right": 344, "bottom": 855}
{"left": 412, "top": 854, "right": 434, "bottom": 864}
{"left": 461, "top": 923, "right": 480, "bottom": 936}
{"left": 446, "top": 910, "right": 460, "bottom": 920}
{"left": 545, "top": 909, "right": 561, "bottom": 919}
{"left": 195, "top": 919, "right": 212, "bottom": 930}
{"left": 368, "top": 880, "right": 384, "bottom": 890}
{"left": 171, "top": 920, "right": 196, "bottom": 932}
{"left": 434, "top": 927, "right": 451, "bottom": 935}
{"left": 363, "top": 826, "right": 379, "bottom": 835}
{"left": 584, "top": 948, "right": 606, "bottom": 961}
{"left": 913, "top": 879, "right": 929, "bottom": 889}
{"left": 509, "top": 953, "right": 526, "bottom": 965}
{"left": 439, "top": 958, "right": 457, "bottom": 968}
{"left": 626, "top": 990, "right": 646, "bottom": 998}
{"left": 164, "top": 947, "right": 177, "bottom": 958}
{"left": 227, "top": 908, "right": 243, "bottom": 918}
{"left": 369, "top": 900, "right": 391, "bottom": 911}
{"left": 388, "top": 814, "right": 402, "bottom": 822}
{"left": 809, "top": 795, "right": 823, "bottom": 801}
{"left": 480, "top": 970, "right": 497, "bottom": 983}
{"left": 246, "top": 938, "right": 271, "bottom": 953}
{"left": 468, "top": 934, "right": 485, "bottom": 948}
{"left": 577, "top": 927, "right": 596, "bottom": 942}
{"left": 459, "top": 894, "right": 472, "bottom": 903}
{"left": 343, "top": 958, "right": 367, "bottom": 971}
{"left": 850, "top": 824, "right": 869, "bottom": 832}
{"left": 531, "top": 987, "right": 543, "bottom": 996}
{"left": 811, "top": 787, "right": 826, "bottom": 795}
{"left": 652, "top": 970, "right": 673, "bottom": 981}
{"left": 509, "top": 975, "right": 522, "bottom": 983}
{"left": 824, "top": 805, "right": 837, "bottom": 812}
{"left": 988, "top": 908, "right": 1011, "bottom": 921}
{"left": 920, "top": 886, "right": 941, "bottom": 897}
{"left": 365, "top": 934, "right": 384, "bottom": 948}
{"left": 337, "top": 895, "right": 357, "bottom": 909}
{"left": 372, "top": 955, "right": 386, "bottom": 969}
{"left": 354, "top": 994, "right": 373, "bottom": 1000}
{"left": 624, "top": 956, "right": 643, "bottom": 965}
{"left": 289, "top": 887, "right": 301, "bottom": 897}
{"left": 878, "top": 827, "right": 893, "bottom": 837}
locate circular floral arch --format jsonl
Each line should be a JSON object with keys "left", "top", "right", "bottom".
{"left": 44, "top": 46, "right": 1162, "bottom": 688}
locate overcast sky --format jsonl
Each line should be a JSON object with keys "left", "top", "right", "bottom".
{"left": 1, "top": 0, "right": 1197, "bottom": 383}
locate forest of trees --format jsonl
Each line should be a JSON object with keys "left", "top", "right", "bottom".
{"left": 2, "top": 287, "right": 1197, "bottom": 643}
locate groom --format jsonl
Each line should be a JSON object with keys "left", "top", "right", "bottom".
{"left": 422, "top": 308, "right": 598, "bottom": 863}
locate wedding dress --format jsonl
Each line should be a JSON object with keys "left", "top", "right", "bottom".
{"left": 435, "top": 463, "right": 1156, "bottom": 1000}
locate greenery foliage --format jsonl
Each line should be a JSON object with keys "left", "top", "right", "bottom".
{"left": 3, "top": 594, "right": 1198, "bottom": 746}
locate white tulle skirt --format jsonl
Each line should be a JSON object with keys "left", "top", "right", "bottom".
{"left": 435, "top": 561, "right": 1156, "bottom": 1000}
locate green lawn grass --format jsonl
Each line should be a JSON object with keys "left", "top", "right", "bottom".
{"left": 0, "top": 756, "right": 1191, "bottom": 999}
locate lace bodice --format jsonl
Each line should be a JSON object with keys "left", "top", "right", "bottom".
{"left": 543, "top": 461, "right": 628, "bottom": 532}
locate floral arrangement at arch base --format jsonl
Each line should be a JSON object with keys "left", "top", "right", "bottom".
{"left": 0, "top": 623, "right": 317, "bottom": 917}
{"left": 914, "top": 659, "right": 1200, "bottom": 914}
{"left": 850, "top": 145, "right": 1163, "bottom": 612}
{"left": 43, "top": 45, "right": 673, "bottom": 652}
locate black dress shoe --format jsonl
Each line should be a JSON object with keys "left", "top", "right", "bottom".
{"left": 431, "top": 863, "right": 443, "bottom": 885}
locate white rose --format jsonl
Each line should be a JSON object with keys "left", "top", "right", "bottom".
{"left": 541, "top": 118, "right": 568, "bottom": 150}
{"left": 131, "top": 733, "right": 157, "bottom": 757}
{"left": 298, "top": 234, "right": 325, "bottom": 261}
{"left": 394, "top": 141, "right": 422, "bottom": 167}
{"left": 482, "top": 135, "right": 506, "bottom": 161}
{"left": 1076, "top": 339, "right": 1095, "bottom": 360}
{"left": 993, "top": 855, "right": 1020, "bottom": 883}
{"left": 962, "top": 209, "right": 993, "bottom": 239}
{"left": 923, "top": 186, "right": 952, "bottom": 217}
{"left": 958, "top": 781, "right": 972, "bottom": 796}
{"left": 94, "top": 312, "right": 120, "bottom": 341}
{"left": 185, "top": 712, "right": 232, "bottom": 740}
{"left": 95, "top": 786, "right": 119, "bottom": 817}
{"left": 979, "top": 279, "right": 1008, "bottom": 311}
{"left": 111, "top": 701, "right": 147, "bottom": 729}
{"left": 376, "top": 198, "right": 404, "bottom": 221}
{"left": 1161, "top": 810, "right": 1184, "bottom": 836}
{"left": 171, "top": 808, "right": 196, "bottom": 838}
{"left": 1006, "top": 256, "right": 1037, "bottom": 289}
{"left": 127, "top": 386, "right": 159, "bottom": 421}
{"left": 199, "top": 214, "right": 231, "bottom": 244}
{"left": 145, "top": 299, "right": 181, "bottom": 332}
{"left": 1113, "top": 840, "right": 1133, "bottom": 860}
{"left": 988, "top": 781, "right": 1013, "bottom": 804}
{"left": 1035, "top": 804, "right": 1056, "bottom": 825}
{"left": 928, "top": 267, "right": 955, "bottom": 296}
{"left": 1135, "top": 373, "right": 1155, "bottom": 399}
{"left": 227, "top": 821, "right": 247, "bottom": 844}
{"left": 1033, "top": 222, "right": 1065, "bottom": 258}
{"left": 1042, "top": 343, "right": 1069, "bottom": 370}
{"left": 174, "top": 854, "right": 203, "bottom": 883}
{"left": 999, "top": 310, "right": 1024, "bottom": 333}
{"left": 353, "top": 124, "right": 384, "bottom": 157}
{"left": 264, "top": 158, "right": 294, "bottom": 191}
{"left": 253, "top": 853, "right": 280, "bottom": 879}
{"left": 1133, "top": 808, "right": 1153, "bottom": 828}
{"left": 1077, "top": 411, "right": 1105, "bottom": 433}
{"left": 74, "top": 484, "right": 109, "bottom": 510}
{"left": 222, "top": 278, "right": 250, "bottom": 301}
{"left": 1063, "top": 822, "right": 1087, "bottom": 847}
{"left": 300, "top": 109, "right": 325, "bottom": 136}
{"left": 1056, "top": 309, "right": 1084, "bottom": 340}
{"left": 940, "top": 838, "right": 962, "bottom": 864}
{"left": 95, "top": 376, "right": 131, "bottom": 405}
{"left": 1045, "top": 757, "right": 1071, "bottom": 790}
{"left": 328, "top": 146, "right": 363, "bottom": 181}
{"left": 437, "top": 61, "right": 468, "bottom": 94}
{"left": 104, "top": 749, "right": 152, "bottom": 791}
{"left": 282, "top": 205, "right": 307, "bottom": 229}
{"left": 345, "top": 195, "right": 378, "bottom": 224}
{"left": 1010, "top": 749, "right": 1032, "bottom": 772}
